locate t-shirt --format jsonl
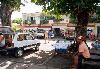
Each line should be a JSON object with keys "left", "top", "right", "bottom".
{"left": 79, "top": 41, "right": 90, "bottom": 58}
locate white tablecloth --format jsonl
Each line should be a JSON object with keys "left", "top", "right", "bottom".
{"left": 53, "top": 41, "right": 73, "bottom": 49}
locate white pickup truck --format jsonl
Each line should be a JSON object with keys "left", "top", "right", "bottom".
{"left": 0, "top": 32, "right": 40, "bottom": 57}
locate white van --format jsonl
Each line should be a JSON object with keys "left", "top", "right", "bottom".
{"left": 0, "top": 32, "right": 40, "bottom": 57}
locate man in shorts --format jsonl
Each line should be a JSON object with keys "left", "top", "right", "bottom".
{"left": 44, "top": 31, "right": 48, "bottom": 44}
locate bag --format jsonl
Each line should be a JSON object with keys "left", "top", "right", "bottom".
{"left": 67, "top": 42, "right": 79, "bottom": 55}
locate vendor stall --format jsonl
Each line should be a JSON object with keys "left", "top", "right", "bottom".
{"left": 52, "top": 40, "right": 73, "bottom": 55}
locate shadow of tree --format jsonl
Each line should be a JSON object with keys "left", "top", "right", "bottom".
{"left": 0, "top": 49, "right": 55, "bottom": 69}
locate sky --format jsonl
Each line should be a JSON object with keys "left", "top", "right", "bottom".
{"left": 11, "top": 0, "right": 43, "bottom": 20}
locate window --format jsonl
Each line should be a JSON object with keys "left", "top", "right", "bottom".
{"left": 26, "top": 34, "right": 33, "bottom": 40}
{"left": 17, "top": 34, "right": 25, "bottom": 41}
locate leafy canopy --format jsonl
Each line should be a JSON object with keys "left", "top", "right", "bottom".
{"left": 0, "top": 0, "right": 21, "bottom": 11}
{"left": 31, "top": 0, "right": 100, "bottom": 16}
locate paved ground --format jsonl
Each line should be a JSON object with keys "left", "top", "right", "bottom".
{"left": 0, "top": 38, "right": 100, "bottom": 69}
{"left": 0, "top": 39, "right": 56, "bottom": 69}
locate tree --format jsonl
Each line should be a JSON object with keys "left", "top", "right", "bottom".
{"left": 12, "top": 18, "right": 22, "bottom": 25}
{"left": 31, "top": 0, "right": 100, "bottom": 35}
{"left": 0, "top": 0, "right": 21, "bottom": 26}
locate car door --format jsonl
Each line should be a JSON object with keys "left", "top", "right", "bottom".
{"left": 14, "top": 34, "right": 24, "bottom": 47}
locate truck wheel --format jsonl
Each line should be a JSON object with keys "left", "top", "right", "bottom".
{"left": 14, "top": 48, "right": 23, "bottom": 58}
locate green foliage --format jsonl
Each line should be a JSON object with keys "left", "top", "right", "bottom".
{"left": 40, "top": 20, "right": 48, "bottom": 24}
{"left": 31, "top": 0, "right": 100, "bottom": 17}
{"left": 70, "top": 14, "right": 77, "bottom": 23}
{"left": 96, "top": 6, "right": 100, "bottom": 14}
{"left": 0, "top": 0, "right": 21, "bottom": 11}
{"left": 12, "top": 23, "right": 21, "bottom": 32}
{"left": 12, "top": 18, "right": 22, "bottom": 24}
{"left": 31, "top": 0, "right": 100, "bottom": 35}
{"left": 95, "top": 6, "right": 100, "bottom": 22}
{"left": 42, "top": 10, "right": 62, "bottom": 20}
{"left": 27, "top": 21, "right": 32, "bottom": 25}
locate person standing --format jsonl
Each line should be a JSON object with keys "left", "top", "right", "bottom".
{"left": 0, "top": 34, "right": 4, "bottom": 42}
{"left": 76, "top": 35, "right": 90, "bottom": 69}
{"left": 0, "top": 34, "right": 4, "bottom": 47}
{"left": 48, "top": 30, "right": 52, "bottom": 39}
{"left": 44, "top": 30, "right": 48, "bottom": 44}
{"left": 89, "top": 31, "right": 95, "bottom": 41}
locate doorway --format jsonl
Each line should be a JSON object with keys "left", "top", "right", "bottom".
{"left": 97, "top": 26, "right": 100, "bottom": 35}
{"left": 54, "top": 28, "right": 61, "bottom": 37}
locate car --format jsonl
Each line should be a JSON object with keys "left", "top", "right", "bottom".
{"left": 36, "top": 29, "right": 45, "bottom": 38}
{"left": 0, "top": 32, "right": 40, "bottom": 57}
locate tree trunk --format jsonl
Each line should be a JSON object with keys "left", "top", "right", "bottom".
{"left": 0, "top": 2, "right": 12, "bottom": 27}
{"left": 76, "top": 10, "right": 89, "bottom": 36}
{"left": 0, "top": 3, "right": 13, "bottom": 43}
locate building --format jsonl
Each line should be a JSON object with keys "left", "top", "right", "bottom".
{"left": 22, "top": 12, "right": 70, "bottom": 32}
{"left": 21, "top": 12, "right": 100, "bottom": 36}
{"left": 22, "top": 12, "right": 41, "bottom": 24}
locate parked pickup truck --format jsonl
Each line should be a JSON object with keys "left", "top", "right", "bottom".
{"left": 0, "top": 32, "right": 40, "bottom": 57}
